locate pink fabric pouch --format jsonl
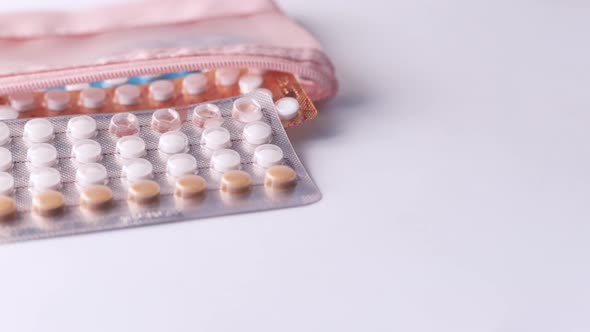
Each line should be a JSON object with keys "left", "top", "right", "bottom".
{"left": 0, "top": 0, "right": 337, "bottom": 101}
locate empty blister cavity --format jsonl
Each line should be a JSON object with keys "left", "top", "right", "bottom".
{"left": 76, "top": 163, "right": 108, "bottom": 188}
{"left": 116, "top": 136, "right": 146, "bottom": 159}
{"left": 151, "top": 108, "right": 181, "bottom": 133}
{"left": 0, "top": 147, "right": 13, "bottom": 171}
{"left": 24, "top": 118, "right": 54, "bottom": 144}
{"left": 0, "top": 106, "right": 19, "bottom": 120}
{"left": 27, "top": 143, "right": 58, "bottom": 168}
{"left": 215, "top": 68, "right": 240, "bottom": 86}
{"left": 232, "top": 96, "right": 263, "bottom": 123}
{"left": 167, "top": 153, "right": 198, "bottom": 178}
{"left": 122, "top": 158, "right": 153, "bottom": 183}
{"left": 109, "top": 112, "right": 139, "bottom": 137}
{"left": 0, "top": 172, "right": 14, "bottom": 195}
{"left": 239, "top": 74, "right": 264, "bottom": 94}
{"left": 0, "top": 122, "right": 11, "bottom": 146}
{"left": 158, "top": 131, "right": 189, "bottom": 155}
{"left": 44, "top": 90, "right": 71, "bottom": 111}
{"left": 211, "top": 149, "right": 241, "bottom": 173}
{"left": 114, "top": 84, "right": 141, "bottom": 106}
{"left": 67, "top": 115, "right": 97, "bottom": 140}
{"left": 72, "top": 139, "right": 102, "bottom": 163}
{"left": 30, "top": 167, "right": 62, "bottom": 191}
{"left": 202, "top": 126, "right": 231, "bottom": 150}
{"left": 243, "top": 121, "right": 272, "bottom": 145}
{"left": 254, "top": 144, "right": 284, "bottom": 168}
{"left": 192, "top": 104, "right": 223, "bottom": 128}
{"left": 9, "top": 92, "right": 34, "bottom": 112}
{"left": 183, "top": 73, "right": 207, "bottom": 95}
{"left": 79, "top": 88, "right": 106, "bottom": 109}
{"left": 275, "top": 97, "right": 300, "bottom": 121}
{"left": 149, "top": 80, "right": 175, "bottom": 102}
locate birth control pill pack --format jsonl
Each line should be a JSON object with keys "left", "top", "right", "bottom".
{"left": 0, "top": 91, "right": 320, "bottom": 243}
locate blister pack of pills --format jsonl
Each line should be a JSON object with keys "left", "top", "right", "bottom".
{"left": 0, "top": 91, "right": 320, "bottom": 243}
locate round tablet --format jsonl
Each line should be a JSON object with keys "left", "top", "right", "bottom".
{"left": 114, "top": 84, "right": 141, "bottom": 106}
{"left": 65, "top": 83, "right": 91, "bottom": 91}
{"left": 220, "top": 170, "right": 252, "bottom": 194}
{"left": 24, "top": 118, "right": 54, "bottom": 143}
{"left": 158, "top": 131, "right": 188, "bottom": 155}
{"left": 149, "top": 80, "right": 175, "bottom": 101}
{"left": 128, "top": 180, "right": 160, "bottom": 204}
{"left": 192, "top": 104, "right": 224, "bottom": 128}
{"left": 183, "top": 73, "right": 208, "bottom": 95}
{"left": 232, "top": 96, "right": 263, "bottom": 123}
{"left": 72, "top": 139, "right": 102, "bottom": 163}
{"left": 80, "top": 185, "right": 113, "bottom": 210}
{"left": 175, "top": 175, "right": 207, "bottom": 198}
{"left": 0, "top": 122, "right": 10, "bottom": 146}
{"left": 9, "top": 92, "right": 34, "bottom": 111}
{"left": 27, "top": 143, "right": 58, "bottom": 167}
{"left": 122, "top": 158, "right": 153, "bottom": 182}
{"left": 0, "top": 172, "right": 14, "bottom": 195}
{"left": 76, "top": 163, "right": 108, "bottom": 187}
{"left": 0, "top": 147, "right": 13, "bottom": 171}
{"left": 151, "top": 108, "right": 181, "bottom": 133}
{"left": 202, "top": 127, "right": 231, "bottom": 150}
{"left": 116, "top": 136, "right": 146, "bottom": 159}
{"left": 243, "top": 121, "right": 272, "bottom": 145}
{"left": 67, "top": 115, "right": 97, "bottom": 140}
{"left": 239, "top": 74, "right": 263, "bottom": 94}
{"left": 79, "top": 88, "right": 106, "bottom": 109}
{"left": 0, "top": 196, "right": 16, "bottom": 221}
{"left": 102, "top": 77, "right": 128, "bottom": 88}
{"left": 265, "top": 165, "right": 297, "bottom": 190}
{"left": 44, "top": 90, "right": 71, "bottom": 111}
{"left": 32, "top": 190, "right": 65, "bottom": 217}
{"left": 215, "top": 68, "right": 240, "bottom": 86}
{"left": 211, "top": 149, "right": 241, "bottom": 173}
{"left": 166, "top": 153, "right": 197, "bottom": 178}
{"left": 254, "top": 88, "right": 273, "bottom": 99}
{"left": 30, "top": 167, "right": 62, "bottom": 191}
{"left": 109, "top": 112, "right": 139, "bottom": 137}
{"left": 254, "top": 144, "right": 283, "bottom": 168}
{"left": 275, "top": 97, "right": 300, "bottom": 121}
{"left": 0, "top": 105, "right": 19, "bottom": 120}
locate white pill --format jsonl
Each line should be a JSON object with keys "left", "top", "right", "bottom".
{"left": 0, "top": 147, "right": 12, "bottom": 171}
{"left": 158, "top": 131, "right": 189, "bottom": 155}
{"left": 215, "top": 68, "right": 240, "bottom": 86}
{"left": 79, "top": 88, "right": 106, "bottom": 109}
{"left": 27, "top": 143, "right": 58, "bottom": 167}
{"left": 243, "top": 121, "right": 272, "bottom": 145}
{"left": 254, "top": 144, "right": 284, "bottom": 168}
{"left": 116, "top": 136, "right": 146, "bottom": 159}
{"left": 115, "top": 84, "right": 141, "bottom": 106}
{"left": 202, "top": 127, "right": 231, "bottom": 150}
{"left": 149, "top": 80, "right": 175, "bottom": 101}
{"left": 72, "top": 139, "right": 102, "bottom": 163}
{"left": 67, "top": 115, "right": 97, "bottom": 140}
{"left": 0, "top": 105, "right": 19, "bottom": 120}
{"left": 65, "top": 83, "right": 91, "bottom": 91}
{"left": 232, "top": 96, "right": 263, "bottom": 123}
{"left": 102, "top": 77, "right": 128, "bottom": 88}
{"left": 211, "top": 149, "right": 241, "bottom": 173}
{"left": 76, "top": 163, "right": 108, "bottom": 187}
{"left": 44, "top": 90, "right": 71, "bottom": 111}
{"left": 24, "top": 118, "right": 54, "bottom": 143}
{"left": 30, "top": 167, "right": 61, "bottom": 191}
{"left": 122, "top": 158, "right": 153, "bottom": 182}
{"left": 0, "top": 121, "right": 11, "bottom": 145}
{"left": 239, "top": 74, "right": 264, "bottom": 94}
{"left": 0, "top": 172, "right": 14, "bottom": 195}
{"left": 166, "top": 153, "right": 198, "bottom": 178}
{"left": 9, "top": 92, "right": 34, "bottom": 112}
{"left": 183, "top": 73, "right": 208, "bottom": 95}
{"left": 275, "top": 97, "right": 300, "bottom": 121}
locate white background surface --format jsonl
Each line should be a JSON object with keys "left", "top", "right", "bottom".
{"left": 1, "top": 0, "right": 590, "bottom": 331}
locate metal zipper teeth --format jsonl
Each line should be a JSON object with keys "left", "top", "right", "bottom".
{"left": 0, "top": 55, "right": 335, "bottom": 98}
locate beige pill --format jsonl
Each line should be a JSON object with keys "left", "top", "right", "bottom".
{"left": 265, "top": 165, "right": 297, "bottom": 191}
{"left": 128, "top": 180, "right": 160, "bottom": 204}
{"left": 32, "top": 190, "right": 65, "bottom": 217}
{"left": 80, "top": 185, "right": 113, "bottom": 211}
{"left": 175, "top": 175, "right": 207, "bottom": 199}
{"left": 220, "top": 170, "right": 252, "bottom": 194}
{"left": 0, "top": 196, "right": 16, "bottom": 221}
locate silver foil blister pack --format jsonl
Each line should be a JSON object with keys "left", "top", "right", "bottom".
{"left": 0, "top": 92, "right": 320, "bottom": 243}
